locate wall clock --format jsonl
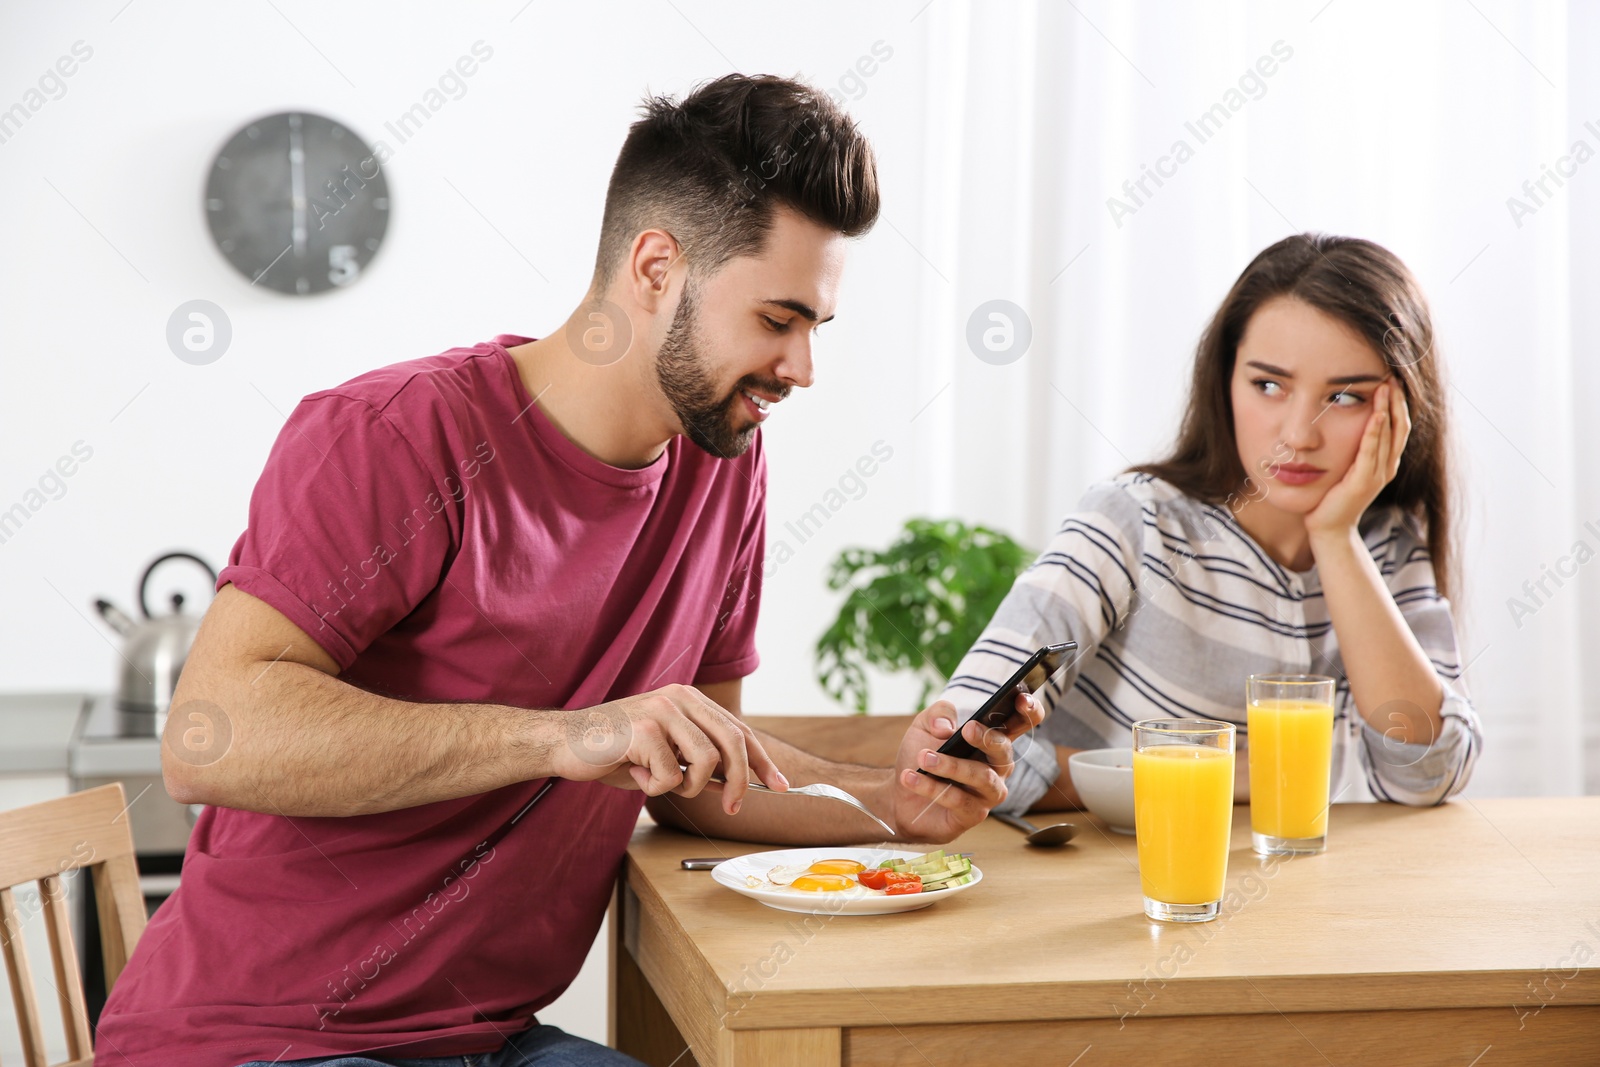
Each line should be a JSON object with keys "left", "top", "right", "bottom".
{"left": 205, "top": 111, "right": 389, "bottom": 295}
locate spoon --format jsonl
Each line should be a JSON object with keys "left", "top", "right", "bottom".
{"left": 991, "top": 810, "right": 1079, "bottom": 847}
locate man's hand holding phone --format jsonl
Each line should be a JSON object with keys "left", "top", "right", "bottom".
{"left": 887, "top": 642, "right": 1074, "bottom": 840}
{"left": 889, "top": 687, "right": 1047, "bottom": 842}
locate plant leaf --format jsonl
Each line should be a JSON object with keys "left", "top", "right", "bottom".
{"left": 813, "top": 517, "right": 1032, "bottom": 714}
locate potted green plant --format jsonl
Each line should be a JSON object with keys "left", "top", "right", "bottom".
{"left": 814, "top": 518, "right": 1032, "bottom": 713}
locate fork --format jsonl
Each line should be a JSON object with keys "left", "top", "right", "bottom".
{"left": 701, "top": 772, "right": 897, "bottom": 837}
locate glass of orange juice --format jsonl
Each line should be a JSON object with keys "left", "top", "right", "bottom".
{"left": 1247, "top": 674, "right": 1336, "bottom": 856}
{"left": 1132, "top": 719, "right": 1236, "bottom": 923}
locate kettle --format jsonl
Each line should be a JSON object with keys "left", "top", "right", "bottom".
{"left": 94, "top": 551, "right": 219, "bottom": 738}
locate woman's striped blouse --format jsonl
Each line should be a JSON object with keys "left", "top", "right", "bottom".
{"left": 939, "top": 474, "right": 1483, "bottom": 815}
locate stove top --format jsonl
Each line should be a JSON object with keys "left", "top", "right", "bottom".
{"left": 71, "top": 693, "right": 162, "bottom": 779}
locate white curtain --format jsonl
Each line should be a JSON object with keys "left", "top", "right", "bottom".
{"left": 906, "top": 0, "right": 1595, "bottom": 796}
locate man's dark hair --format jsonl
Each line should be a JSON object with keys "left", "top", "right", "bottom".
{"left": 590, "top": 73, "right": 880, "bottom": 290}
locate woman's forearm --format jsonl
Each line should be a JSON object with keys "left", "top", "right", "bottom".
{"left": 1029, "top": 745, "right": 1084, "bottom": 812}
{"left": 1311, "top": 527, "right": 1444, "bottom": 745}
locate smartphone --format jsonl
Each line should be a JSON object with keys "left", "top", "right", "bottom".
{"left": 918, "top": 641, "right": 1077, "bottom": 780}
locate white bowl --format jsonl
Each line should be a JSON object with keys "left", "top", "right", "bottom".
{"left": 1069, "top": 747, "right": 1136, "bottom": 834}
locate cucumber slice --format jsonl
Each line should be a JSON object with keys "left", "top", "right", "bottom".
{"left": 922, "top": 874, "right": 974, "bottom": 892}
{"left": 879, "top": 850, "right": 972, "bottom": 886}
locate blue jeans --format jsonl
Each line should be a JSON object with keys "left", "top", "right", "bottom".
{"left": 233, "top": 1024, "right": 645, "bottom": 1067}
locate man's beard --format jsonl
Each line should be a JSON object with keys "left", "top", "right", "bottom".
{"left": 655, "top": 285, "right": 783, "bottom": 460}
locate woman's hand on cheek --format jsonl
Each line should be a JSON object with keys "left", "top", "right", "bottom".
{"left": 1305, "top": 382, "right": 1412, "bottom": 541}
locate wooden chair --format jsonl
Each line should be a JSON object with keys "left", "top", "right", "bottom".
{"left": 0, "top": 783, "right": 148, "bottom": 1067}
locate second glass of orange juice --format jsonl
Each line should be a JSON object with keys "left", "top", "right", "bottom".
{"left": 1132, "top": 718, "right": 1236, "bottom": 923}
{"left": 1247, "top": 674, "right": 1336, "bottom": 856}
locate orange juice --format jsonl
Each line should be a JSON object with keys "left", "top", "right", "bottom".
{"left": 1133, "top": 746, "right": 1235, "bottom": 905}
{"left": 1247, "top": 698, "right": 1335, "bottom": 840}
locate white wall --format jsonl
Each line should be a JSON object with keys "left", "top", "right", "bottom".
{"left": 0, "top": 1, "right": 934, "bottom": 717}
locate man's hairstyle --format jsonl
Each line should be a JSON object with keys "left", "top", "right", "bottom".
{"left": 590, "top": 74, "right": 880, "bottom": 290}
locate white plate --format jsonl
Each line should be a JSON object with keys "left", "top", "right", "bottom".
{"left": 709, "top": 847, "right": 984, "bottom": 915}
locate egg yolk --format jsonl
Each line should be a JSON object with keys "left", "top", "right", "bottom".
{"left": 807, "top": 859, "right": 867, "bottom": 876}
{"left": 790, "top": 874, "right": 854, "bottom": 892}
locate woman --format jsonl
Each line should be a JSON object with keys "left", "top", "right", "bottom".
{"left": 948, "top": 234, "right": 1482, "bottom": 815}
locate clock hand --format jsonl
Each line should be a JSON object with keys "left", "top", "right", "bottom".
{"left": 289, "top": 113, "right": 306, "bottom": 258}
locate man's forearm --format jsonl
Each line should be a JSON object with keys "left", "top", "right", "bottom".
{"left": 166, "top": 659, "right": 557, "bottom": 817}
{"left": 646, "top": 728, "right": 898, "bottom": 845}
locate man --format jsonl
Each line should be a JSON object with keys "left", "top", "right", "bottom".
{"left": 94, "top": 74, "right": 1043, "bottom": 1066}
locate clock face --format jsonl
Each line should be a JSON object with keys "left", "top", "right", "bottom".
{"left": 205, "top": 112, "right": 389, "bottom": 295}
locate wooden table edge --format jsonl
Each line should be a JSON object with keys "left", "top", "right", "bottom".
{"left": 705, "top": 969, "right": 1600, "bottom": 1031}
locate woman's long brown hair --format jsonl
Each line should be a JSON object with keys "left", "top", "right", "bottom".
{"left": 1133, "top": 234, "right": 1456, "bottom": 600}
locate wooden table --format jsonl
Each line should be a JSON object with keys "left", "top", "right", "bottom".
{"left": 611, "top": 798, "right": 1600, "bottom": 1066}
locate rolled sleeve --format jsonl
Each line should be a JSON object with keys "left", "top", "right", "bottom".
{"left": 1356, "top": 517, "right": 1484, "bottom": 805}
{"left": 216, "top": 394, "right": 457, "bottom": 671}
{"left": 992, "top": 727, "right": 1063, "bottom": 815}
{"left": 1359, "top": 685, "right": 1482, "bottom": 805}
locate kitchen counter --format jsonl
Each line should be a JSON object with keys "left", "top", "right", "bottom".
{"left": 0, "top": 691, "right": 88, "bottom": 773}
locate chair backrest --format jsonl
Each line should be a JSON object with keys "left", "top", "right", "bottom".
{"left": 0, "top": 783, "right": 148, "bottom": 1067}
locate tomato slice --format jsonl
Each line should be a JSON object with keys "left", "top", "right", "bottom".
{"left": 856, "top": 869, "right": 892, "bottom": 891}
{"left": 883, "top": 871, "right": 921, "bottom": 886}
{"left": 884, "top": 880, "right": 924, "bottom": 895}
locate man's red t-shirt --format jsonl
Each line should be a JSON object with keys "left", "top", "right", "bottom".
{"left": 94, "top": 336, "right": 765, "bottom": 1065}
